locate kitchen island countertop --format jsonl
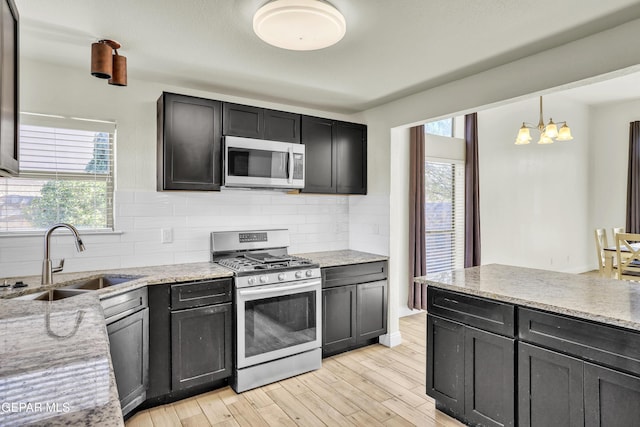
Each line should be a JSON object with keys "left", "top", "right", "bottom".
{"left": 416, "top": 263, "right": 640, "bottom": 331}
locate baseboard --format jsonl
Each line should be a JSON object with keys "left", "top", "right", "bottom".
{"left": 379, "top": 331, "right": 402, "bottom": 348}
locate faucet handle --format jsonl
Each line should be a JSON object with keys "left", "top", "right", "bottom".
{"left": 52, "top": 258, "right": 65, "bottom": 274}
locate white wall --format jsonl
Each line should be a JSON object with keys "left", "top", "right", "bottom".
{"left": 478, "top": 96, "right": 591, "bottom": 273}
{"left": 588, "top": 99, "right": 640, "bottom": 236}
{"left": 350, "top": 19, "right": 640, "bottom": 340}
{"left": 0, "top": 59, "right": 360, "bottom": 278}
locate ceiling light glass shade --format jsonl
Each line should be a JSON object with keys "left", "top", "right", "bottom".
{"left": 253, "top": 0, "right": 346, "bottom": 51}
{"left": 556, "top": 123, "right": 574, "bottom": 141}
{"left": 545, "top": 119, "right": 558, "bottom": 139}
{"left": 515, "top": 124, "right": 532, "bottom": 145}
{"left": 537, "top": 133, "right": 554, "bottom": 144}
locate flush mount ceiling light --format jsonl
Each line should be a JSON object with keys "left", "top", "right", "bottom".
{"left": 253, "top": 0, "right": 346, "bottom": 51}
{"left": 515, "top": 96, "right": 573, "bottom": 145}
{"left": 90, "top": 39, "right": 127, "bottom": 86}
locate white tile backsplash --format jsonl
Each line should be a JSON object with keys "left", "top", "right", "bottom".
{"left": 0, "top": 189, "right": 352, "bottom": 277}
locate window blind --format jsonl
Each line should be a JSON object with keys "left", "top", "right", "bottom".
{"left": 0, "top": 113, "right": 115, "bottom": 232}
{"left": 425, "top": 160, "right": 465, "bottom": 273}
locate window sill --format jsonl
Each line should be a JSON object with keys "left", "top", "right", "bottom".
{"left": 0, "top": 230, "right": 124, "bottom": 238}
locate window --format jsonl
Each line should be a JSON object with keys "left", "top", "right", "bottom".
{"left": 424, "top": 119, "right": 453, "bottom": 137}
{"left": 425, "top": 160, "right": 464, "bottom": 273}
{"left": 0, "top": 113, "right": 115, "bottom": 232}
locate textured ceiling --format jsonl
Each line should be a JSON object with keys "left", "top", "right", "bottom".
{"left": 15, "top": 0, "right": 640, "bottom": 113}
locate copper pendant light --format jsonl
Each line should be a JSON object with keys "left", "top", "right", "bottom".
{"left": 91, "top": 39, "right": 127, "bottom": 87}
{"left": 108, "top": 52, "right": 127, "bottom": 86}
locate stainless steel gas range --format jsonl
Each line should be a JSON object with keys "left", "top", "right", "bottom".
{"left": 211, "top": 229, "right": 321, "bottom": 393}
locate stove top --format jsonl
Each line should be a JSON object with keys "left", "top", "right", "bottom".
{"left": 218, "top": 254, "right": 316, "bottom": 275}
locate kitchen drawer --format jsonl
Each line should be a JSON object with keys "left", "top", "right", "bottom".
{"left": 519, "top": 308, "right": 640, "bottom": 377}
{"left": 171, "top": 278, "right": 232, "bottom": 310}
{"left": 102, "top": 287, "right": 148, "bottom": 324}
{"left": 427, "top": 288, "right": 515, "bottom": 337}
{"left": 322, "top": 261, "right": 387, "bottom": 288}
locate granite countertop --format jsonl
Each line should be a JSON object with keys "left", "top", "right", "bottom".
{"left": 0, "top": 293, "right": 122, "bottom": 426}
{"left": 0, "top": 249, "right": 386, "bottom": 425}
{"left": 295, "top": 249, "right": 388, "bottom": 268}
{"left": 417, "top": 264, "right": 640, "bottom": 331}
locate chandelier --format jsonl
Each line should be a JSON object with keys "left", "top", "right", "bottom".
{"left": 515, "top": 96, "right": 573, "bottom": 145}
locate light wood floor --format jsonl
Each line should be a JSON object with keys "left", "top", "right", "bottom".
{"left": 126, "top": 313, "right": 463, "bottom": 427}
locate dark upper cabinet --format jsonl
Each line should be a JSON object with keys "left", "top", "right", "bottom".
{"left": 0, "top": 0, "right": 18, "bottom": 177}
{"left": 223, "top": 102, "right": 300, "bottom": 143}
{"left": 301, "top": 116, "right": 367, "bottom": 195}
{"left": 157, "top": 92, "right": 222, "bottom": 191}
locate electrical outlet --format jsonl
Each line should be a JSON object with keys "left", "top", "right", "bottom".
{"left": 161, "top": 228, "right": 173, "bottom": 244}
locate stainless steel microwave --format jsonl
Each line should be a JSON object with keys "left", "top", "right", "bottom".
{"left": 223, "top": 136, "right": 305, "bottom": 189}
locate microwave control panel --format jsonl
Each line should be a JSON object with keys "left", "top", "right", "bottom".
{"left": 293, "top": 154, "right": 304, "bottom": 179}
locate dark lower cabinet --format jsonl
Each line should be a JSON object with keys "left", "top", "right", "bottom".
{"left": 584, "top": 362, "right": 640, "bottom": 427}
{"left": 171, "top": 303, "right": 232, "bottom": 391}
{"left": 102, "top": 288, "right": 149, "bottom": 417}
{"left": 426, "top": 314, "right": 515, "bottom": 427}
{"left": 157, "top": 92, "right": 222, "bottom": 191}
{"left": 322, "top": 262, "right": 387, "bottom": 357}
{"left": 322, "top": 284, "right": 356, "bottom": 355}
{"left": 147, "top": 278, "right": 233, "bottom": 405}
{"left": 107, "top": 308, "right": 149, "bottom": 416}
{"left": 518, "top": 342, "right": 584, "bottom": 427}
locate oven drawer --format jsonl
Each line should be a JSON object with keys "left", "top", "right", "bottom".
{"left": 322, "top": 261, "right": 387, "bottom": 288}
{"left": 170, "top": 278, "right": 232, "bottom": 310}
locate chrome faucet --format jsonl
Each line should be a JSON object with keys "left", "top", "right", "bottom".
{"left": 42, "top": 223, "right": 86, "bottom": 285}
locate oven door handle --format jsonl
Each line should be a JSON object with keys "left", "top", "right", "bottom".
{"left": 238, "top": 279, "right": 320, "bottom": 297}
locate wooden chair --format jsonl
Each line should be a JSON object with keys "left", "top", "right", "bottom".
{"left": 612, "top": 227, "right": 624, "bottom": 239}
{"left": 615, "top": 232, "right": 640, "bottom": 280}
{"left": 594, "top": 228, "right": 610, "bottom": 277}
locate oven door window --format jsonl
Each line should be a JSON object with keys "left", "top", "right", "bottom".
{"left": 228, "top": 148, "right": 288, "bottom": 179}
{"left": 244, "top": 290, "right": 316, "bottom": 358}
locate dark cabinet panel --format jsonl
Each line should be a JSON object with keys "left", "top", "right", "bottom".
{"left": 301, "top": 116, "right": 367, "bottom": 194}
{"left": 264, "top": 109, "right": 300, "bottom": 143}
{"left": 335, "top": 121, "right": 367, "bottom": 194}
{"left": 464, "top": 326, "right": 515, "bottom": 427}
{"left": 518, "top": 342, "right": 584, "bottom": 427}
{"left": 223, "top": 102, "right": 263, "bottom": 139}
{"left": 157, "top": 92, "right": 222, "bottom": 191}
{"left": 322, "top": 284, "right": 357, "bottom": 356}
{"left": 356, "top": 280, "right": 387, "bottom": 342}
{"left": 171, "top": 302, "right": 232, "bottom": 391}
{"left": 426, "top": 315, "right": 465, "bottom": 416}
{"left": 584, "top": 362, "right": 640, "bottom": 427}
{"left": 301, "top": 115, "right": 335, "bottom": 193}
{"left": 107, "top": 307, "right": 149, "bottom": 416}
{"left": 223, "top": 102, "right": 301, "bottom": 143}
{"left": 0, "top": 0, "right": 18, "bottom": 176}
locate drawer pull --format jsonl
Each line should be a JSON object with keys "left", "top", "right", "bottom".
{"left": 443, "top": 298, "right": 459, "bottom": 305}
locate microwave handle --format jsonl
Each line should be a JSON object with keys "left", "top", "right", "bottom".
{"left": 288, "top": 147, "right": 294, "bottom": 184}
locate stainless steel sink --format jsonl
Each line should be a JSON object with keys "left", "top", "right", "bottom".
{"left": 11, "top": 275, "right": 143, "bottom": 301}
{"left": 64, "top": 275, "right": 142, "bottom": 290}
{"left": 14, "top": 288, "right": 89, "bottom": 301}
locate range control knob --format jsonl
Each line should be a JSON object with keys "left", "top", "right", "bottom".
{"left": 305, "top": 270, "right": 313, "bottom": 277}
{"left": 278, "top": 273, "right": 285, "bottom": 281}
{"left": 260, "top": 275, "right": 268, "bottom": 284}
{"left": 295, "top": 271, "right": 303, "bottom": 279}
{"left": 247, "top": 277, "right": 256, "bottom": 285}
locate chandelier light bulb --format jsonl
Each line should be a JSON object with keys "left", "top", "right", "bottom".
{"left": 545, "top": 119, "right": 558, "bottom": 139}
{"left": 556, "top": 123, "right": 574, "bottom": 141}
{"left": 515, "top": 123, "right": 532, "bottom": 145}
